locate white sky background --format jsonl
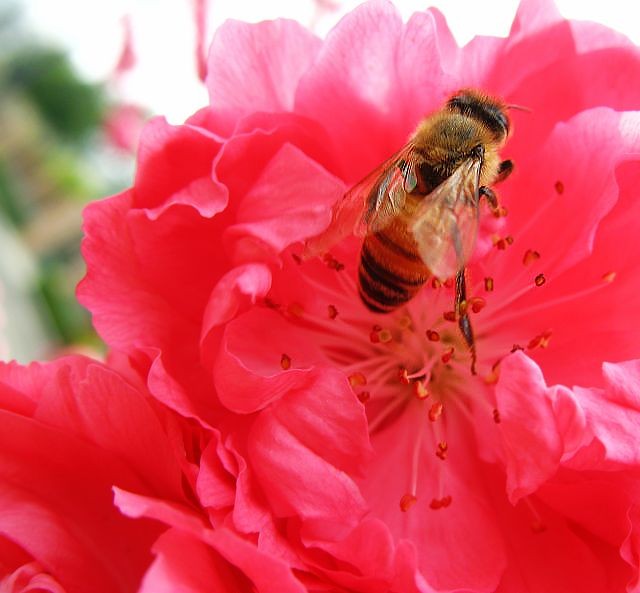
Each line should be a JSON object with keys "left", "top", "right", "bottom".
{"left": 20, "top": 0, "right": 640, "bottom": 124}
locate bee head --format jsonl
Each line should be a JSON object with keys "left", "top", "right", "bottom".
{"left": 446, "top": 90, "right": 510, "bottom": 141}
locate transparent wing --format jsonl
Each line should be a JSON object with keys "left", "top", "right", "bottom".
{"left": 304, "top": 144, "right": 420, "bottom": 258}
{"left": 410, "top": 157, "right": 481, "bottom": 281}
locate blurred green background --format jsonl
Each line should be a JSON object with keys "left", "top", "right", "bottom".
{"left": 0, "top": 4, "right": 137, "bottom": 360}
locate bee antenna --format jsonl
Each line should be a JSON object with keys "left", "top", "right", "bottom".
{"left": 507, "top": 103, "right": 532, "bottom": 113}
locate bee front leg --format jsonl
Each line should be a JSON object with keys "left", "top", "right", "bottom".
{"left": 479, "top": 186, "right": 498, "bottom": 210}
{"left": 455, "top": 269, "right": 477, "bottom": 375}
{"left": 496, "top": 159, "right": 514, "bottom": 182}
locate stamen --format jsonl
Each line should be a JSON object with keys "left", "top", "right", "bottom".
{"left": 348, "top": 372, "right": 367, "bottom": 387}
{"left": 554, "top": 180, "right": 564, "bottom": 195}
{"left": 413, "top": 381, "right": 430, "bottom": 399}
{"left": 328, "top": 304, "right": 339, "bottom": 319}
{"left": 435, "top": 441, "right": 448, "bottom": 460}
{"left": 323, "top": 253, "right": 345, "bottom": 271}
{"left": 431, "top": 278, "right": 442, "bottom": 289}
{"left": 287, "top": 302, "right": 305, "bottom": 317}
{"left": 357, "top": 391, "right": 371, "bottom": 403}
{"left": 522, "top": 249, "right": 541, "bottom": 266}
{"left": 468, "top": 296, "right": 486, "bottom": 313}
{"left": 441, "top": 347, "right": 454, "bottom": 364}
{"left": 602, "top": 271, "right": 616, "bottom": 283}
{"left": 280, "top": 354, "right": 291, "bottom": 370}
{"left": 493, "top": 408, "right": 501, "bottom": 423}
{"left": 493, "top": 205, "right": 509, "bottom": 218}
{"left": 400, "top": 493, "right": 417, "bottom": 512}
{"left": 428, "top": 401, "right": 443, "bottom": 422}
{"left": 426, "top": 329, "right": 440, "bottom": 342}
{"left": 430, "top": 495, "right": 452, "bottom": 510}
{"left": 527, "top": 330, "right": 552, "bottom": 350}
{"left": 523, "top": 497, "right": 547, "bottom": 533}
{"left": 484, "top": 277, "right": 494, "bottom": 292}
{"left": 398, "top": 367, "right": 410, "bottom": 384}
{"left": 443, "top": 311, "right": 457, "bottom": 322}
{"left": 534, "top": 274, "right": 546, "bottom": 287}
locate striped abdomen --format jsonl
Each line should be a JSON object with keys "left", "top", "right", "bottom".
{"left": 358, "top": 213, "right": 430, "bottom": 313}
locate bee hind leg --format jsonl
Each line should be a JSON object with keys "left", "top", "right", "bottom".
{"left": 455, "top": 269, "right": 477, "bottom": 375}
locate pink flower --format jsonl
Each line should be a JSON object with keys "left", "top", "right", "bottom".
{"left": 78, "top": 0, "right": 640, "bottom": 591}
{"left": 0, "top": 355, "right": 304, "bottom": 592}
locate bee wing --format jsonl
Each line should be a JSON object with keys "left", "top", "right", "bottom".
{"left": 410, "top": 157, "right": 481, "bottom": 281}
{"left": 304, "top": 144, "right": 420, "bottom": 257}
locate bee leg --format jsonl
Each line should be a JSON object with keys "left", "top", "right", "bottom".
{"left": 479, "top": 186, "right": 498, "bottom": 210}
{"left": 496, "top": 159, "right": 514, "bottom": 182}
{"left": 455, "top": 269, "right": 477, "bottom": 375}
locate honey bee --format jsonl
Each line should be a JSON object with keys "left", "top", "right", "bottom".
{"left": 308, "top": 89, "right": 515, "bottom": 373}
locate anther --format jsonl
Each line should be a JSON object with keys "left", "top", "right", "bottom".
{"left": 505, "top": 235, "right": 514, "bottom": 245}
{"left": 468, "top": 297, "right": 486, "bottom": 313}
{"left": 527, "top": 330, "right": 552, "bottom": 350}
{"left": 287, "top": 302, "right": 305, "bottom": 317}
{"left": 413, "top": 381, "right": 429, "bottom": 400}
{"left": 431, "top": 278, "right": 442, "bottom": 289}
{"left": 443, "top": 311, "right": 457, "bottom": 322}
{"left": 370, "top": 325, "right": 392, "bottom": 343}
{"left": 602, "top": 271, "right": 616, "bottom": 283}
{"left": 400, "top": 493, "right": 417, "bottom": 512}
{"left": 398, "top": 368, "right": 411, "bottom": 385}
{"left": 493, "top": 409, "right": 501, "bottom": 424}
{"left": 435, "top": 441, "right": 448, "bottom": 460}
{"left": 554, "top": 180, "right": 564, "bottom": 195}
{"left": 484, "top": 277, "right": 494, "bottom": 292}
{"left": 348, "top": 372, "right": 367, "bottom": 387}
{"left": 441, "top": 347, "right": 454, "bottom": 364}
{"left": 280, "top": 354, "right": 291, "bottom": 370}
{"left": 493, "top": 205, "right": 509, "bottom": 218}
{"left": 263, "top": 297, "right": 281, "bottom": 310}
{"left": 357, "top": 391, "right": 371, "bottom": 403}
{"left": 426, "top": 329, "right": 440, "bottom": 342}
{"left": 428, "top": 402, "right": 443, "bottom": 422}
{"left": 523, "top": 249, "right": 540, "bottom": 266}
{"left": 323, "top": 253, "right": 345, "bottom": 271}
{"left": 531, "top": 519, "right": 547, "bottom": 533}
{"left": 328, "top": 304, "right": 338, "bottom": 319}
{"left": 430, "top": 495, "right": 452, "bottom": 510}
{"left": 534, "top": 273, "right": 546, "bottom": 287}
{"left": 484, "top": 361, "right": 500, "bottom": 384}
{"left": 458, "top": 300, "right": 468, "bottom": 315}
{"left": 398, "top": 315, "right": 412, "bottom": 329}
